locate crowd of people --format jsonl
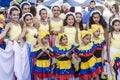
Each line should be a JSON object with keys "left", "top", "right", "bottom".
{"left": 0, "top": 0, "right": 120, "bottom": 80}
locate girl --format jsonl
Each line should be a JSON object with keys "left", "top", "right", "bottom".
{"left": 108, "top": 18, "right": 120, "bottom": 80}
{"left": 73, "top": 30, "right": 101, "bottom": 80}
{"left": 60, "top": 12, "right": 78, "bottom": 45}
{"left": 17, "top": 13, "right": 38, "bottom": 45}
{"left": 37, "top": 8, "right": 49, "bottom": 32}
{"left": 31, "top": 30, "right": 53, "bottom": 80}
{"left": 91, "top": 24, "right": 107, "bottom": 79}
{"left": 53, "top": 33, "right": 74, "bottom": 80}
{"left": 0, "top": 6, "right": 22, "bottom": 41}
{"left": 49, "top": 4, "right": 63, "bottom": 47}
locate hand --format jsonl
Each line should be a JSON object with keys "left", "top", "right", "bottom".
{"left": 42, "top": 48, "right": 46, "bottom": 52}
{"left": 61, "top": 54, "right": 65, "bottom": 57}
{"left": 45, "top": 49, "right": 49, "bottom": 54}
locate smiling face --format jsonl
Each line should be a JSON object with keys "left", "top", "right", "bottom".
{"left": 24, "top": 15, "right": 33, "bottom": 26}
{"left": 60, "top": 35, "right": 68, "bottom": 45}
{"left": 52, "top": 6, "right": 60, "bottom": 17}
{"left": 40, "top": 9, "right": 47, "bottom": 20}
{"left": 93, "top": 29, "right": 100, "bottom": 38}
{"left": 22, "top": 4, "right": 30, "bottom": 14}
{"left": 10, "top": 10, "right": 19, "bottom": 22}
{"left": 113, "top": 21, "right": 120, "bottom": 32}
{"left": 66, "top": 15, "right": 75, "bottom": 26}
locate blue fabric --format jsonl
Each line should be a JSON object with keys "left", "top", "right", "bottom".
{"left": 94, "top": 40, "right": 106, "bottom": 49}
{"left": 81, "top": 10, "right": 89, "bottom": 24}
{"left": 34, "top": 66, "right": 51, "bottom": 73}
{"left": 0, "top": 28, "right": 2, "bottom": 33}
{"left": 80, "top": 62, "right": 101, "bottom": 75}
{"left": 54, "top": 67, "right": 73, "bottom": 75}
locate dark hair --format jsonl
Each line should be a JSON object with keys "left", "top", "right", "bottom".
{"left": 36, "top": 0, "right": 44, "bottom": 3}
{"left": 89, "top": 12, "right": 107, "bottom": 29}
{"left": 9, "top": 7, "right": 20, "bottom": 15}
{"left": 59, "top": 34, "right": 67, "bottom": 42}
{"left": 112, "top": 4, "right": 119, "bottom": 13}
{"left": 23, "top": 14, "right": 33, "bottom": 21}
{"left": 70, "top": 7, "right": 75, "bottom": 12}
{"left": 30, "top": 6, "right": 37, "bottom": 17}
{"left": 64, "top": 13, "right": 75, "bottom": 26}
{"left": 12, "top": 4, "right": 22, "bottom": 18}
{"left": 90, "top": 0, "right": 96, "bottom": 4}
{"left": 39, "top": 8, "right": 47, "bottom": 15}
{"left": 75, "top": 12, "right": 84, "bottom": 30}
{"left": 52, "top": 6, "right": 60, "bottom": 11}
{"left": 21, "top": 3, "right": 30, "bottom": 9}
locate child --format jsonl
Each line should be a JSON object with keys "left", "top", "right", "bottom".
{"left": 73, "top": 30, "right": 101, "bottom": 80}
{"left": 31, "top": 30, "right": 53, "bottom": 80}
{"left": 52, "top": 33, "right": 74, "bottom": 80}
{"left": 49, "top": 4, "right": 63, "bottom": 47}
{"left": 60, "top": 12, "right": 79, "bottom": 45}
{"left": 0, "top": 6, "right": 22, "bottom": 41}
{"left": 108, "top": 18, "right": 120, "bottom": 80}
{"left": 91, "top": 24, "right": 107, "bottom": 79}
{"left": 17, "top": 13, "right": 38, "bottom": 45}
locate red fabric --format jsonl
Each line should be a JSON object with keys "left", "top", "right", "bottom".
{"left": 80, "top": 68, "right": 102, "bottom": 80}
{"left": 0, "top": 39, "right": 3, "bottom": 44}
{"left": 53, "top": 73, "right": 73, "bottom": 79}
{"left": 34, "top": 72, "right": 52, "bottom": 78}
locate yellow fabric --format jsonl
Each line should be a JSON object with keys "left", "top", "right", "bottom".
{"left": 111, "top": 33, "right": 120, "bottom": 49}
{"left": 96, "top": 58, "right": 102, "bottom": 63}
{"left": 56, "top": 44, "right": 72, "bottom": 50}
{"left": 80, "top": 56, "right": 96, "bottom": 69}
{"left": 26, "top": 28, "right": 38, "bottom": 45}
{"left": 8, "top": 24, "right": 22, "bottom": 40}
{"left": 56, "top": 60, "right": 71, "bottom": 69}
{"left": 35, "top": 60, "right": 50, "bottom": 67}
{"left": 91, "top": 24, "right": 100, "bottom": 33}
{"left": 50, "top": 19, "right": 63, "bottom": 31}
{"left": 39, "top": 30, "right": 49, "bottom": 40}
{"left": 39, "top": 23, "right": 49, "bottom": 32}
{"left": 80, "top": 30, "right": 91, "bottom": 38}
{"left": 78, "top": 43, "right": 93, "bottom": 51}
{"left": 0, "top": 14, "right": 5, "bottom": 28}
{"left": 64, "top": 26, "right": 76, "bottom": 45}
{"left": 91, "top": 37, "right": 104, "bottom": 44}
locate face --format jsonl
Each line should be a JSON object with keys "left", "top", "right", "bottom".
{"left": 82, "top": 35, "right": 91, "bottom": 45}
{"left": 60, "top": 36, "right": 68, "bottom": 45}
{"left": 22, "top": 5, "right": 30, "bottom": 13}
{"left": 24, "top": 15, "right": 33, "bottom": 26}
{"left": 111, "top": 6, "right": 116, "bottom": 13}
{"left": 52, "top": 6, "right": 60, "bottom": 17}
{"left": 93, "top": 13, "right": 100, "bottom": 24}
{"left": 75, "top": 13, "right": 82, "bottom": 23}
{"left": 113, "top": 21, "right": 120, "bottom": 31}
{"left": 40, "top": 10, "right": 47, "bottom": 20}
{"left": 41, "top": 36, "right": 48, "bottom": 44}
{"left": 90, "top": 2, "right": 96, "bottom": 9}
{"left": 66, "top": 15, "right": 75, "bottom": 26}
{"left": 10, "top": 10, "right": 19, "bottom": 22}
{"left": 93, "top": 29, "right": 100, "bottom": 38}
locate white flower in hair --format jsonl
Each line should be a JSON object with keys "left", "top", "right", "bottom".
{"left": 20, "top": 1, "right": 31, "bottom": 9}
{"left": 8, "top": 6, "right": 20, "bottom": 14}
{"left": 90, "top": 10, "right": 102, "bottom": 17}
{"left": 22, "top": 13, "right": 33, "bottom": 21}
{"left": 110, "top": 18, "right": 120, "bottom": 26}
{"left": 65, "top": 12, "right": 75, "bottom": 18}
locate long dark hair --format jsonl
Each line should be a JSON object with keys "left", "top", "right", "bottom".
{"left": 89, "top": 12, "right": 107, "bottom": 29}
{"left": 64, "top": 13, "right": 75, "bottom": 26}
{"left": 75, "top": 12, "right": 84, "bottom": 30}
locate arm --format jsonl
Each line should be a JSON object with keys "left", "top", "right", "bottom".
{"left": 102, "top": 47, "right": 105, "bottom": 63}
{"left": 36, "top": 51, "right": 44, "bottom": 59}
{"left": 75, "top": 27, "right": 79, "bottom": 44}
{"left": 17, "top": 28, "right": 28, "bottom": 41}
{"left": 0, "top": 23, "right": 11, "bottom": 39}
{"left": 107, "top": 33, "right": 111, "bottom": 62}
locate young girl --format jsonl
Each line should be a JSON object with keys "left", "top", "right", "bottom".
{"left": 0, "top": 6, "right": 22, "bottom": 41}
{"left": 17, "top": 13, "right": 38, "bottom": 45}
{"left": 49, "top": 4, "right": 63, "bottom": 47}
{"left": 37, "top": 8, "right": 49, "bottom": 32}
{"left": 91, "top": 24, "right": 106, "bottom": 78}
{"left": 108, "top": 18, "right": 120, "bottom": 80}
{"left": 73, "top": 30, "right": 101, "bottom": 80}
{"left": 52, "top": 33, "right": 74, "bottom": 80}
{"left": 60, "top": 12, "right": 78, "bottom": 45}
{"left": 31, "top": 30, "right": 53, "bottom": 80}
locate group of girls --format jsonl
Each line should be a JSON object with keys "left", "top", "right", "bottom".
{"left": 0, "top": 1, "right": 120, "bottom": 80}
